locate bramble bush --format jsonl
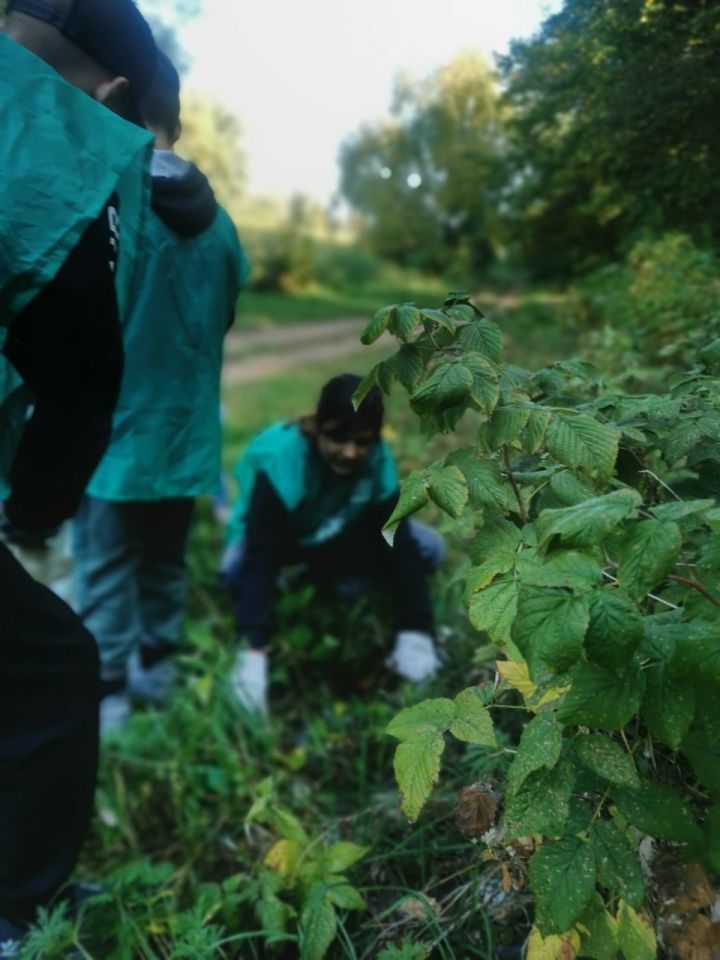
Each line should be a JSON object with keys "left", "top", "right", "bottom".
{"left": 576, "top": 233, "right": 720, "bottom": 385}
{"left": 357, "top": 294, "right": 720, "bottom": 958}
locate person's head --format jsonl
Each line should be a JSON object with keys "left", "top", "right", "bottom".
{"left": 308, "top": 373, "right": 384, "bottom": 477}
{"left": 4, "top": 0, "right": 157, "bottom": 122}
{"left": 140, "top": 49, "right": 181, "bottom": 147}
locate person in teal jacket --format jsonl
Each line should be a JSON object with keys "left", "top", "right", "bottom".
{"left": 0, "top": 0, "right": 157, "bottom": 947}
{"left": 223, "top": 374, "right": 444, "bottom": 718}
{"left": 72, "top": 53, "right": 250, "bottom": 735}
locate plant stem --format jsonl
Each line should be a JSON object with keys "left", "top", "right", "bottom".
{"left": 502, "top": 445, "right": 527, "bottom": 524}
{"left": 667, "top": 574, "right": 720, "bottom": 607}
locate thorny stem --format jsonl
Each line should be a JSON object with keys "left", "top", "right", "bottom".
{"left": 620, "top": 729, "right": 639, "bottom": 774}
{"left": 639, "top": 468, "right": 682, "bottom": 501}
{"left": 602, "top": 569, "right": 680, "bottom": 610}
{"left": 503, "top": 445, "right": 528, "bottom": 524}
{"left": 667, "top": 574, "right": 720, "bottom": 608}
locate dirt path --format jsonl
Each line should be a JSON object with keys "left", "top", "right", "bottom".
{"left": 222, "top": 318, "right": 377, "bottom": 385}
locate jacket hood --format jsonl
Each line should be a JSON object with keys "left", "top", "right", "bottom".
{"left": 150, "top": 151, "right": 218, "bottom": 237}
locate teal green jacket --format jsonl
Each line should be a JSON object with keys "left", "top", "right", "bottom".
{"left": 87, "top": 179, "right": 249, "bottom": 500}
{"left": 0, "top": 35, "right": 153, "bottom": 495}
{"left": 227, "top": 422, "right": 399, "bottom": 547}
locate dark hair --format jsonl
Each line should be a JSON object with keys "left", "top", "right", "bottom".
{"left": 316, "top": 373, "right": 384, "bottom": 435}
{"left": 140, "top": 50, "right": 180, "bottom": 137}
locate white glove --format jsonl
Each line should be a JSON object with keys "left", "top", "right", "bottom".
{"left": 387, "top": 631, "right": 441, "bottom": 683}
{"left": 231, "top": 649, "right": 269, "bottom": 717}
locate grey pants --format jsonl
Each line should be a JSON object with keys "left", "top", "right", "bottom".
{"left": 73, "top": 495, "right": 194, "bottom": 682}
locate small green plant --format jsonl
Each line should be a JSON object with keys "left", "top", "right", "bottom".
{"left": 245, "top": 778, "right": 369, "bottom": 960}
{"left": 358, "top": 294, "right": 720, "bottom": 958}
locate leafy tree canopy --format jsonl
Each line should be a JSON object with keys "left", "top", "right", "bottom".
{"left": 499, "top": 0, "right": 720, "bottom": 276}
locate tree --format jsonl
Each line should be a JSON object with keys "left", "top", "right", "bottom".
{"left": 499, "top": 0, "right": 720, "bottom": 277}
{"left": 340, "top": 53, "right": 503, "bottom": 277}
{"left": 176, "top": 91, "right": 245, "bottom": 216}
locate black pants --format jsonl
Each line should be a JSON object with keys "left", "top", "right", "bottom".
{"left": 0, "top": 543, "right": 99, "bottom": 923}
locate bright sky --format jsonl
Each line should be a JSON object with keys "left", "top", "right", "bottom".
{"left": 173, "top": 0, "right": 562, "bottom": 204}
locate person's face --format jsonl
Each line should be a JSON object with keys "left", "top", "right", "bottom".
{"left": 316, "top": 420, "right": 378, "bottom": 476}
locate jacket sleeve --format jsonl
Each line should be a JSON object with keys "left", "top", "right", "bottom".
{"left": 231, "top": 470, "right": 292, "bottom": 649}
{"left": 2, "top": 196, "right": 124, "bottom": 534}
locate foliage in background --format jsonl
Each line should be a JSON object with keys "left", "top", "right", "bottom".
{"left": 358, "top": 295, "right": 720, "bottom": 957}
{"left": 498, "top": 0, "right": 720, "bottom": 277}
{"left": 575, "top": 233, "right": 720, "bottom": 386}
{"left": 339, "top": 53, "right": 503, "bottom": 279}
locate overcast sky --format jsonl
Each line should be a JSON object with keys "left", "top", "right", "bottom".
{"left": 170, "top": 0, "right": 562, "bottom": 202}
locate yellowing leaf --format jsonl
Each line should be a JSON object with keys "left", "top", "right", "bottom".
{"left": 616, "top": 901, "right": 657, "bottom": 960}
{"left": 264, "top": 838, "right": 302, "bottom": 874}
{"left": 496, "top": 659, "right": 568, "bottom": 711}
{"left": 527, "top": 926, "right": 581, "bottom": 960}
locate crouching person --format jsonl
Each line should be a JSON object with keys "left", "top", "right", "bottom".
{"left": 222, "top": 373, "right": 444, "bottom": 717}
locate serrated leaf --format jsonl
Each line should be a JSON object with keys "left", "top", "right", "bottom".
{"left": 301, "top": 894, "right": 337, "bottom": 960}
{"left": 527, "top": 927, "right": 581, "bottom": 960}
{"left": 585, "top": 590, "right": 644, "bottom": 675}
{"left": 427, "top": 465, "right": 468, "bottom": 518}
{"left": 352, "top": 367, "right": 379, "bottom": 408}
{"left": 650, "top": 499, "right": 715, "bottom": 522}
{"left": 616, "top": 519, "right": 682, "bottom": 599}
{"left": 383, "top": 473, "right": 428, "bottom": 545}
{"left": 507, "top": 712, "right": 563, "bottom": 793}
{"left": 469, "top": 515, "right": 522, "bottom": 564}
{"left": 385, "top": 698, "right": 455, "bottom": 741}
{"left": 451, "top": 452, "right": 514, "bottom": 512}
{"left": 449, "top": 688, "right": 496, "bottom": 745}
{"left": 546, "top": 412, "right": 618, "bottom": 481}
{"left": 613, "top": 781, "right": 703, "bottom": 847}
{"left": 513, "top": 587, "right": 589, "bottom": 677}
{"left": 558, "top": 662, "right": 646, "bottom": 730}
{"left": 458, "top": 317, "right": 503, "bottom": 362}
{"left": 467, "top": 517, "right": 521, "bottom": 592}
{"left": 257, "top": 894, "right": 292, "bottom": 941}
{"left": 420, "top": 307, "right": 457, "bottom": 333}
{"left": 537, "top": 490, "right": 642, "bottom": 548}
{"left": 468, "top": 578, "right": 518, "bottom": 645}
{"left": 325, "top": 876, "right": 366, "bottom": 910}
{"left": 479, "top": 403, "right": 531, "bottom": 452}
{"left": 548, "top": 470, "right": 597, "bottom": 507}
{"left": 515, "top": 549, "right": 603, "bottom": 591}
{"left": 323, "top": 842, "right": 369, "bottom": 874}
{"left": 463, "top": 353, "right": 500, "bottom": 415}
{"left": 529, "top": 838, "right": 596, "bottom": 934}
{"left": 410, "top": 362, "right": 473, "bottom": 414}
{"left": 682, "top": 728, "right": 720, "bottom": 800}
{"left": 590, "top": 820, "right": 644, "bottom": 909}
{"left": 393, "top": 343, "right": 425, "bottom": 391}
{"left": 616, "top": 901, "right": 657, "bottom": 960}
{"left": 641, "top": 665, "right": 695, "bottom": 749}
{"left": 576, "top": 893, "right": 618, "bottom": 960}
{"left": 361, "top": 305, "right": 394, "bottom": 345}
{"left": 389, "top": 304, "right": 421, "bottom": 341}
{"left": 393, "top": 733, "right": 445, "bottom": 821}
{"left": 522, "top": 408, "right": 552, "bottom": 455}
{"left": 575, "top": 734, "right": 639, "bottom": 789}
{"left": 505, "top": 757, "right": 576, "bottom": 838}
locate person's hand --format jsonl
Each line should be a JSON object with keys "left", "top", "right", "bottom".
{"left": 0, "top": 508, "right": 70, "bottom": 586}
{"left": 387, "top": 630, "right": 441, "bottom": 683}
{"left": 231, "top": 648, "right": 269, "bottom": 717}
